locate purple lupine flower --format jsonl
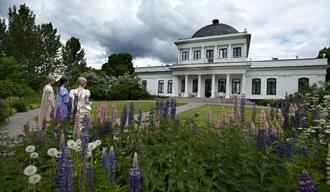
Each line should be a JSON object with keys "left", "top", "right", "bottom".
{"left": 301, "top": 146, "right": 308, "bottom": 157}
{"left": 72, "top": 94, "right": 78, "bottom": 122}
{"left": 270, "top": 103, "right": 275, "bottom": 121}
{"left": 81, "top": 116, "right": 90, "bottom": 161}
{"left": 56, "top": 148, "right": 73, "bottom": 192}
{"left": 170, "top": 99, "right": 176, "bottom": 120}
{"left": 129, "top": 152, "right": 142, "bottom": 192}
{"left": 298, "top": 169, "right": 316, "bottom": 192}
{"left": 60, "top": 132, "right": 65, "bottom": 150}
{"left": 86, "top": 164, "right": 94, "bottom": 190}
{"left": 128, "top": 102, "right": 135, "bottom": 125}
{"left": 295, "top": 107, "right": 300, "bottom": 128}
{"left": 111, "top": 104, "right": 117, "bottom": 131}
{"left": 163, "top": 98, "right": 170, "bottom": 119}
{"left": 283, "top": 93, "right": 290, "bottom": 129}
{"left": 287, "top": 139, "right": 295, "bottom": 154}
{"left": 252, "top": 102, "right": 256, "bottom": 123}
{"left": 268, "top": 128, "right": 276, "bottom": 144}
{"left": 158, "top": 99, "right": 165, "bottom": 118}
{"left": 175, "top": 116, "right": 180, "bottom": 125}
{"left": 108, "top": 146, "right": 116, "bottom": 184}
{"left": 312, "top": 104, "right": 319, "bottom": 120}
{"left": 256, "top": 128, "right": 268, "bottom": 149}
{"left": 100, "top": 119, "right": 111, "bottom": 136}
{"left": 290, "top": 111, "right": 295, "bottom": 129}
{"left": 233, "top": 96, "right": 239, "bottom": 123}
{"left": 240, "top": 95, "right": 245, "bottom": 123}
{"left": 276, "top": 139, "right": 288, "bottom": 157}
{"left": 120, "top": 105, "right": 128, "bottom": 133}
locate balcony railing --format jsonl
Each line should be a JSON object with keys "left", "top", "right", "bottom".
{"left": 176, "top": 57, "right": 246, "bottom": 64}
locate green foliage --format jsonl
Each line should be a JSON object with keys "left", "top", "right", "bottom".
{"left": 62, "top": 37, "right": 87, "bottom": 80}
{"left": 5, "top": 97, "right": 28, "bottom": 112}
{"left": 0, "top": 56, "right": 26, "bottom": 83}
{"left": 317, "top": 47, "right": 330, "bottom": 81}
{"left": 0, "top": 100, "right": 12, "bottom": 125}
{"left": 0, "top": 80, "right": 34, "bottom": 99}
{"left": 109, "top": 75, "right": 151, "bottom": 100}
{"left": 101, "top": 53, "right": 135, "bottom": 77}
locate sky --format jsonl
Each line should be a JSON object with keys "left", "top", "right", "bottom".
{"left": 0, "top": 0, "right": 329, "bottom": 68}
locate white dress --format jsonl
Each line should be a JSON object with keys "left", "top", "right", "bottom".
{"left": 37, "top": 84, "right": 55, "bottom": 129}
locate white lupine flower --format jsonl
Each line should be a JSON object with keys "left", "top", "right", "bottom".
{"left": 94, "top": 140, "right": 102, "bottom": 146}
{"left": 87, "top": 151, "right": 92, "bottom": 158}
{"left": 30, "top": 152, "right": 39, "bottom": 159}
{"left": 47, "top": 148, "right": 58, "bottom": 157}
{"left": 88, "top": 143, "right": 96, "bottom": 151}
{"left": 28, "top": 174, "right": 41, "bottom": 184}
{"left": 23, "top": 165, "right": 37, "bottom": 176}
{"left": 67, "top": 140, "right": 77, "bottom": 149}
{"left": 25, "top": 145, "right": 35, "bottom": 153}
{"left": 101, "top": 147, "right": 107, "bottom": 155}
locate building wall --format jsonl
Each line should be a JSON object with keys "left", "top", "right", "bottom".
{"left": 138, "top": 73, "right": 173, "bottom": 96}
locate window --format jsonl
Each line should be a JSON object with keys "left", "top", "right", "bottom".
{"left": 142, "top": 80, "right": 147, "bottom": 90}
{"left": 232, "top": 79, "right": 240, "bottom": 94}
{"left": 193, "top": 50, "right": 201, "bottom": 60}
{"left": 206, "top": 50, "right": 214, "bottom": 58}
{"left": 233, "top": 47, "right": 242, "bottom": 58}
{"left": 158, "top": 80, "right": 164, "bottom": 93}
{"left": 192, "top": 79, "right": 198, "bottom": 93}
{"left": 219, "top": 48, "right": 228, "bottom": 58}
{"left": 182, "top": 51, "right": 189, "bottom": 61}
{"left": 252, "top": 78, "right": 261, "bottom": 95}
{"left": 167, "top": 80, "right": 173, "bottom": 93}
{"left": 218, "top": 79, "right": 226, "bottom": 92}
{"left": 298, "top": 78, "right": 309, "bottom": 93}
{"left": 181, "top": 79, "right": 185, "bottom": 93}
{"left": 267, "top": 78, "right": 276, "bottom": 95}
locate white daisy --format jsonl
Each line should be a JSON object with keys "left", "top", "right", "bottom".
{"left": 28, "top": 174, "right": 41, "bottom": 184}
{"left": 47, "top": 148, "right": 58, "bottom": 157}
{"left": 94, "top": 140, "right": 102, "bottom": 146}
{"left": 25, "top": 145, "right": 35, "bottom": 153}
{"left": 88, "top": 143, "right": 96, "bottom": 151}
{"left": 30, "top": 152, "right": 39, "bottom": 159}
{"left": 23, "top": 165, "right": 37, "bottom": 176}
{"left": 67, "top": 140, "right": 77, "bottom": 149}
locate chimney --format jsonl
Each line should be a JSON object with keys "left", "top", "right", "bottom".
{"left": 296, "top": 56, "right": 299, "bottom": 59}
{"left": 212, "top": 19, "right": 219, "bottom": 24}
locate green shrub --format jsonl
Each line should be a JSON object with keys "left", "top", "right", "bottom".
{"left": 0, "top": 100, "right": 12, "bottom": 125}
{"left": 0, "top": 80, "right": 35, "bottom": 99}
{"left": 5, "top": 97, "right": 28, "bottom": 112}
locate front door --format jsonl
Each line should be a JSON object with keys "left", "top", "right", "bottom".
{"left": 205, "top": 79, "right": 212, "bottom": 97}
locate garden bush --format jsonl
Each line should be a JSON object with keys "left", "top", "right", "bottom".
{"left": 0, "top": 100, "right": 12, "bottom": 125}
{"left": 0, "top": 80, "right": 35, "bottom": 99}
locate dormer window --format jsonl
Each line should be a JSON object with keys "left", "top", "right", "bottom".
{"left": 219, "top": 48, "right": 227, "bottom": 58}
{"left": 233, "top": 47, "right": 242, "bottom": 58}
{"left": 193, "top": 50, "right": 201, "bottom": 60}
{"left": 182, "top": 51, "right": 189, "bottom": 61}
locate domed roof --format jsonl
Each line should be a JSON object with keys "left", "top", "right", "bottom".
{"left": 192, "top": 19, "right": 239, "bottom": 38}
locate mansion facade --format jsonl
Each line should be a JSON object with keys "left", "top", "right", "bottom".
{"left": 135, "top": 19, "right": 328, "bottom": 99}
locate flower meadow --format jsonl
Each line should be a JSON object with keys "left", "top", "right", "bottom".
{"left": 1, "top": 96, "right": 330, "bottom": 191}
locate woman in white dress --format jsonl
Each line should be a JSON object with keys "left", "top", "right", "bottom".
{"left": 37, "top": 75, "right": 55, "bottom": 129}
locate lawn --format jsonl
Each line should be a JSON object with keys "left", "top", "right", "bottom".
{"left": 92, "top": 100, "right": 186, "bottom": 119}
{"left": 178, "top": 104, "right": 262, "bottom": 126}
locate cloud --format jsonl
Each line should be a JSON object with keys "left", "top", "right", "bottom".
{"left": 0, "top": 0, "right": 329, "bottom": 68}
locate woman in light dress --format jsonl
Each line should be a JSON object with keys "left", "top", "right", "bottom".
{"left": 69, "top": 77, "right": 92, "bottom": 130}
{"left": 54, "top": 77, "right": 70, "bottom": 121}
{"left": 37, "top": 75, "right": 55, "bottom": 129}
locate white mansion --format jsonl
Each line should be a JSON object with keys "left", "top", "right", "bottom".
{"left": 135, "top": 19, "right": 328, "bottom": 99}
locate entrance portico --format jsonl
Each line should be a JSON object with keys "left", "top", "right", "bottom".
{"left": 173, "top": 73, "right": 246, "bottom": 98}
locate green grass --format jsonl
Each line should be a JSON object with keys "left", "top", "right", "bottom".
{"left": 178, "top": 104, "right": 262, "bottom": 127}
{"left": 92, "top": 100, "right": 186, "bottom": 119}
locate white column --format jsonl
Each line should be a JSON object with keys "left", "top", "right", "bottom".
{"left": 201, "top": 46, "right": 205, "bottom": 60}
{"left": 197, "top": 74, "right": 202, "bottom": 97}
{"left": 243, "top": 44, "right": 247, "bottom": 58}
{"left": 184, "top": 75, "right": 188, "bottom": 97}
{"left": 241, "top": 73, "right": 246, "bottom": 95}
{"left": 211, "top": 74, "right": 215, "bottom": 98}
{"left": 189, "top": 48, "right": 193, "bottom": 60}
{"left": 172, "top": 76, "right": 179, "bottom": 97}
{"left": 225, "top": 74, "right": 230, "bottom": 98}
{"left": 228, "top": 44, "right": 232, "bottom": 59}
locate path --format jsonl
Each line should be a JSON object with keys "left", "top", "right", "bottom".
{"left": 0, "top": 108, "right": 39, "bottom": 138}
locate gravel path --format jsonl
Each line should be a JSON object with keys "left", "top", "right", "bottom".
{"left": 0, "top": 108, "right": 39, "bottom": 138}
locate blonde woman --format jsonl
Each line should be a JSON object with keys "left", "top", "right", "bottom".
{"left": 37, "top": 75, "right": 55, "bottom": 129}
{"left": 70, "top": 77, "right": 92, "bottom": 130}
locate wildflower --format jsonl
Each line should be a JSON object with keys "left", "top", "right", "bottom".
{"left": 298, "top": 169, "right": 316, "bottom": 192}
{"left": 240, "top": 95, "right": 245, "bottom": 123}
{"left": 249, "top": 122, "right": 256, "bottom": 133}
{"left": 256, "top": 128, "right": 268, "bottom": 149}
{"left": 100, "top": 119, "right": 111, "bottom": 136}
{"left": 25, "top": 145, "right": 35, "bottom": 153}
{"left": 276, "top": 139, "right": 288, "bottom": 157}
{"left": 170, "top": 99, "right": 176, "bottom": 120}
{"left": 30, "top": 152, "right": 39, "bottom": 159}
{"left": 101, "top": 146, "right": 116, "bottom": 184}
{"left": 129, "top": 152, "right": 142, "bottom": 192}
{"left": 55, "top": 151, "right": 62, "bottom": 158}
{"left": 23, "top": 165, "right": 37, "bottom": 176}
{"left": 128, "top": 102, "right": 135, "bottom": 124}
{"left": 56, "top": 148, "right": 73, "bottom": 191}
{"left": 86, "top": 164, "right": 94, "bottom": 190}
{"left": 67, "top": 140, "right": 77, "bottom": 150}
{"left": 88, "top": 142, "right": 97, "bottom": 151}
{"left": 28, "top": 174, "right": 41, "bottom": 184}
{"left": 95, "top": 140, "right": 102, "bottom": 146}
{"left": 120, "top": 105, "right": 128, "bottom": 132}
{"left": 268, "top": 128, "right": 275, "bottom": 144}
{"left": 60, "top": 131, "right": 65, "bottom": 149}
{"left": 301, "top": 146, "right": 308, "bottom": 157}
{"left": 47, "top": 148, "right": 58, "bottom": 157}
{"left": 163, "top": 98, "right": 170, "bottom": 119}
{"left": 111, "top": 103, "right": 117, "bottom": 128}
{"left": 292, "top": 127, "right": 298, "bottom": 139}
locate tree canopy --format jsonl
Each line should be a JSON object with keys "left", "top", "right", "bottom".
{"left": 101, "top": 53, "right": 135, "bottom": 77}
{"left": 317, "top": 47, "right": 330, "bottom": 81}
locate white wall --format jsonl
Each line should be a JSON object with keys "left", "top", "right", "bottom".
{"left": 138, "top": 73, "right": 174, "bottom": 97}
